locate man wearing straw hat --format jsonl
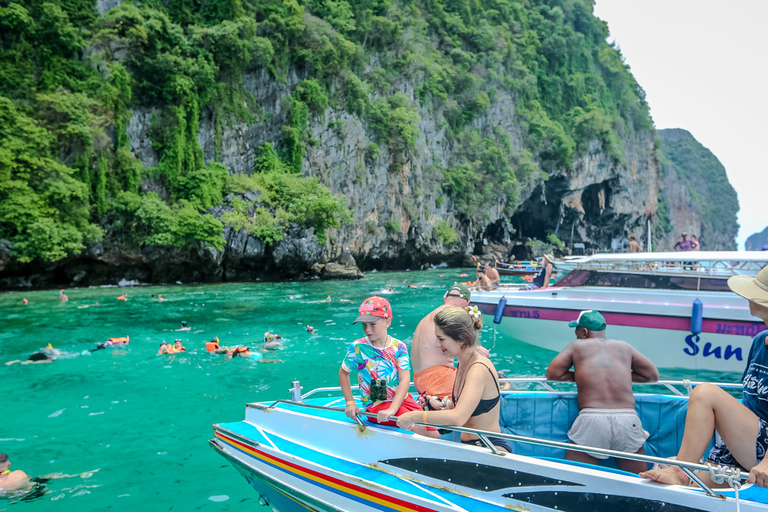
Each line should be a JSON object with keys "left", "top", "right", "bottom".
{"left": 642, "top": 266, "right": 768, "bottom": 487}
{"left": 521, "top": 253, "right": 556, "bottom": 291}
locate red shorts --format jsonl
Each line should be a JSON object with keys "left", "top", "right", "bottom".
{"left": 366, "top": 394, "right": 438, "bottom": 431}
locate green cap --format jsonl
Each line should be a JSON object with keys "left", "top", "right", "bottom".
{"left": 568, "top": 310, "right": 607, "bottom": 331}
{"left": 445, "top": 283, "right": 471, "bottom": 301}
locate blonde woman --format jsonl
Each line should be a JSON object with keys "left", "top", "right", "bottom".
{"left": 398, "top": 306, "right": 509, "bottom": 452}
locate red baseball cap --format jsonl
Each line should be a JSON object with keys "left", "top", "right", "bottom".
{"left": 353, "top": 296, "right": 393, "bottom": 324}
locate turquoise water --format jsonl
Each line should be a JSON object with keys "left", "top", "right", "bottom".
{"left": 0, "top": 270, "right": 740, "bottom": 511}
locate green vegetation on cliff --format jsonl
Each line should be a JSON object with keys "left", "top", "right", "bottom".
{"left": 0, "top": 0, "right": 651, "bottom": 263}
{"left": 657, "top": 128, "right": 739, "bottom": 249}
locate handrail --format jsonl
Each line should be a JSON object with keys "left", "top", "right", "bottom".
{"left": 501, "top": 377, "right": 742, "bottom": 397}
{"left": 251, "top": 399, "right": 748, "bottom": 497}
{"left": 299, "top": 378, "right": 741, "bottom": 400}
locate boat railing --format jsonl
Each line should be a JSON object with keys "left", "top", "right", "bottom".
{"left": 501, "top": 377, "right": 742, "bottom": 396}
{"left": 252, "top": 397, "right": 748, "bottom": 497}
{"left": 296, "top": 378, "right": 741, "bottom": 400}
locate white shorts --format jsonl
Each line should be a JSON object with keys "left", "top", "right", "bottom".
{"left": 567, "top": 408, "right": 649, "bottom": 459}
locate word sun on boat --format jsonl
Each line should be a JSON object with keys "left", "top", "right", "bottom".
{"left": 211, "top": 379, "right": 766, "bottom": 511}
{"left": 473, "top": 251, "right": 768, "bottom": 374}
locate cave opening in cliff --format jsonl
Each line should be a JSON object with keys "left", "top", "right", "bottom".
{"left": 509, "top": 184, "right": 561, "bottom": 248}
{"left": 582, "top": 181, "right": 613, "bottom": 223}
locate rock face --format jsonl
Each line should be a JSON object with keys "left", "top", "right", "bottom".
{"left": 655, "top": 129, "right": 739, "bottom": 251}
{"left": 0, "top": 73, "right": 737, "bottom": 290}
{"left": 746, "top": 226, "right": 768, "bottom": 251}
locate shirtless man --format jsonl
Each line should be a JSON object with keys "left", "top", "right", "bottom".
{"left": 59, "top": 290, "right": 68, "bottom": 302}
{"left": 412, "top": 284, "right": 489, "bottom": 406}
{"left": 546, "top": 310, "right": 659, "bottom": 473}
{"left": 485, "top": 261, "right": 501, "bottom": 288}
{"left": 471, "top": 268, "right": 493, "bottom": 291}
{"left": 0, "top": 453, "right": 30, "bottom": 491}
{"left": 628, "top": 235, "right": 641, "bottom": 253}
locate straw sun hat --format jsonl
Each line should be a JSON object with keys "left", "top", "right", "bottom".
{"left": 728, "top": 266, "right": 768, "bottom": 305}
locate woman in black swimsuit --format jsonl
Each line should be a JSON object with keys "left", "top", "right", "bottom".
{"left": 398, "top": 306, "right": 510, "bottom": 452}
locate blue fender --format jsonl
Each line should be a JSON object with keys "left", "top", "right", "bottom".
{"left": 493, "top": 297, "right": 507, "bottom": 324}
{"left": 691, "top": 298, "right": 703, "bottom": 335}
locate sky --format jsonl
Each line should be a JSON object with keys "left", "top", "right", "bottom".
{"left": 592, "top": 0, "right": 767, "bottom": 249}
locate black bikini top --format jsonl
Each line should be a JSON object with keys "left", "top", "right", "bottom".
{"left": 453, "top": 361, "right": 501, "bottom": 417}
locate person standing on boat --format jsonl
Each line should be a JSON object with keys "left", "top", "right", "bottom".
{"left": 628, "top": 235, "right": 641, "bottom": 253}
{"left": 521, "top": 253, "right": 555, "bottom": 291}
{"left": 689, "top": 234, "right": 700, "bottom": 250}
{"left": 546, "top": 310, "right": 659, "bottom": 473}
{"left": 641, "top": 266, "right": 768, "bottom": 487}
{"left": 412, "top": 284, "right": 489, "bottom": 402}
{"left": 673, "top": 232, "right": 693, "bottom": 251}
{"left": 484, "top": 261, "right": 501, "bottom": 288}
{"left": 339, "top": 296, "right": 439, "bottom": 438}
{"left": 398, "top": 306, "right": 510, "bottom": 452}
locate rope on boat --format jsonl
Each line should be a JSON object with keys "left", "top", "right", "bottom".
{"left": 707, "top": 464, "right": 742, "bottom": 512}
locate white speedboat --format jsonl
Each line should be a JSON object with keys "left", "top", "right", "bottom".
{"left": 474, "top": 252, "right": 768, "bottom": 374}
{"left": 211, "top": 380, "right": 766, "bottom": 511}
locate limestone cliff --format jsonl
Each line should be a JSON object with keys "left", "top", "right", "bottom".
{"left": 655, "top": 129, "right": 739, "bottom": 251}
{"left": 0, "top": 0, "right": 742, "bottom": 289}
{"left": 746, "top": 226, "right": 768, "bottom": 251}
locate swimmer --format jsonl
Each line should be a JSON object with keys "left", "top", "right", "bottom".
{"left": 0, "top": 453, "right": 30, "bottom": 491}
{"left": 92, "top": 336, "right": 129, "bottom": 351}
{"left": 262, "top": 332, "right": 284, "bottom": 350}
{"left": 228, "top": 346, "right": 282, "bottom": 363}
{"left": 306, "top": 325, "right": 315, "bottom": 334}
{"left": 205, "top": 336, "right": 229, "bottom": 354}
{"left": 6, "top": 345, "right": 59, "bottom": 365}
{"left": 77, "top": 301, "right": 100, "bottom": 309}
{"left": 177, "top": 321, "right": 191, "bottom": 332}
{"left": 173, "top": 339, "right": 185, "bottom": 352}
{"left": 59, "top": 290, "right": 68, "bottom": 302}
{"left": 22, "top": 298, "right": 28, "bottom": 305}
{"left": 459, "top": 273, "right": 468, "bottom": 277}
{"left": 117, "top": 295, "right": 127, "bottom": 301}
{"left": 157, "top": 340, "right": 174, "bottom": 354}
{"left": 158, "top": 294, "right": 166, "bottom": 302}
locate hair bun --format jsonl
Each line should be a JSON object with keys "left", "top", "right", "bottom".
{"left": 464, "top": 306, "right": 484, "bottom": 331}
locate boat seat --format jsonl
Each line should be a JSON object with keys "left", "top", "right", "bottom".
{"left": 498, "top": 392, "right": 691, "bottom": 461}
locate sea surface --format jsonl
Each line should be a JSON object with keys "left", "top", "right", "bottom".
{"left": 0, "top": 270, "right": 741, "bottom": 511}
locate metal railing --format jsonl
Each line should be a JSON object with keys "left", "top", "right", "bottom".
{"left": 295, "top": 378, "right": 742, "bottom": 400}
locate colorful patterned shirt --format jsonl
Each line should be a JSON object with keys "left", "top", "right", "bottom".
{"left": 341, "top": 336, "right": 411, "bottom": 406}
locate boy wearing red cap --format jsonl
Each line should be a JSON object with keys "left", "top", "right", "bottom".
{"left": 339, "top": 296, "right": 438, "bottom": 437}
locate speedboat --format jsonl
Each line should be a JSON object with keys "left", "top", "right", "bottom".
{"left": 496, "top": 261, "right": 559, "bottom": 279}
{"left": 210, "top": 379, "right": 766, "bottom": 511}
{"left": 472, "top": 252, "right": 768, "bottom": 374}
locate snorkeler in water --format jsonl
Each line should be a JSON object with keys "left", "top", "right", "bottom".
{"left": 306, "top": 325, "right": 315, "bottom": 334}
{"left": 173, "top": 339, "right": 185, "bottom": 352}
{"left": 228, "top": 346, "right": 282, "bottom": 363}
{"left": 92, "top": 336, "right": 129, "bottom": 351}
{"left": 177, "top": 321, "right": 191, "bottom": 332}
{"left": 5, "top": 345, "right": 59, "bottom": 366}
{"left": 262, "top": 332, "right": 284, "bottom": 350}
{"left": 205, "top": 336, "right": 229, "bottom": 354}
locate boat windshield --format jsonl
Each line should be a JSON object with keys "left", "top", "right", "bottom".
{"left": 554, "top": 269, "right": 731, "bottom": 292}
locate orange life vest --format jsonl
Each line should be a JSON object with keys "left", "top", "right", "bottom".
{"left": 107, "top": 336, "right": 129, "bottom": 345}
